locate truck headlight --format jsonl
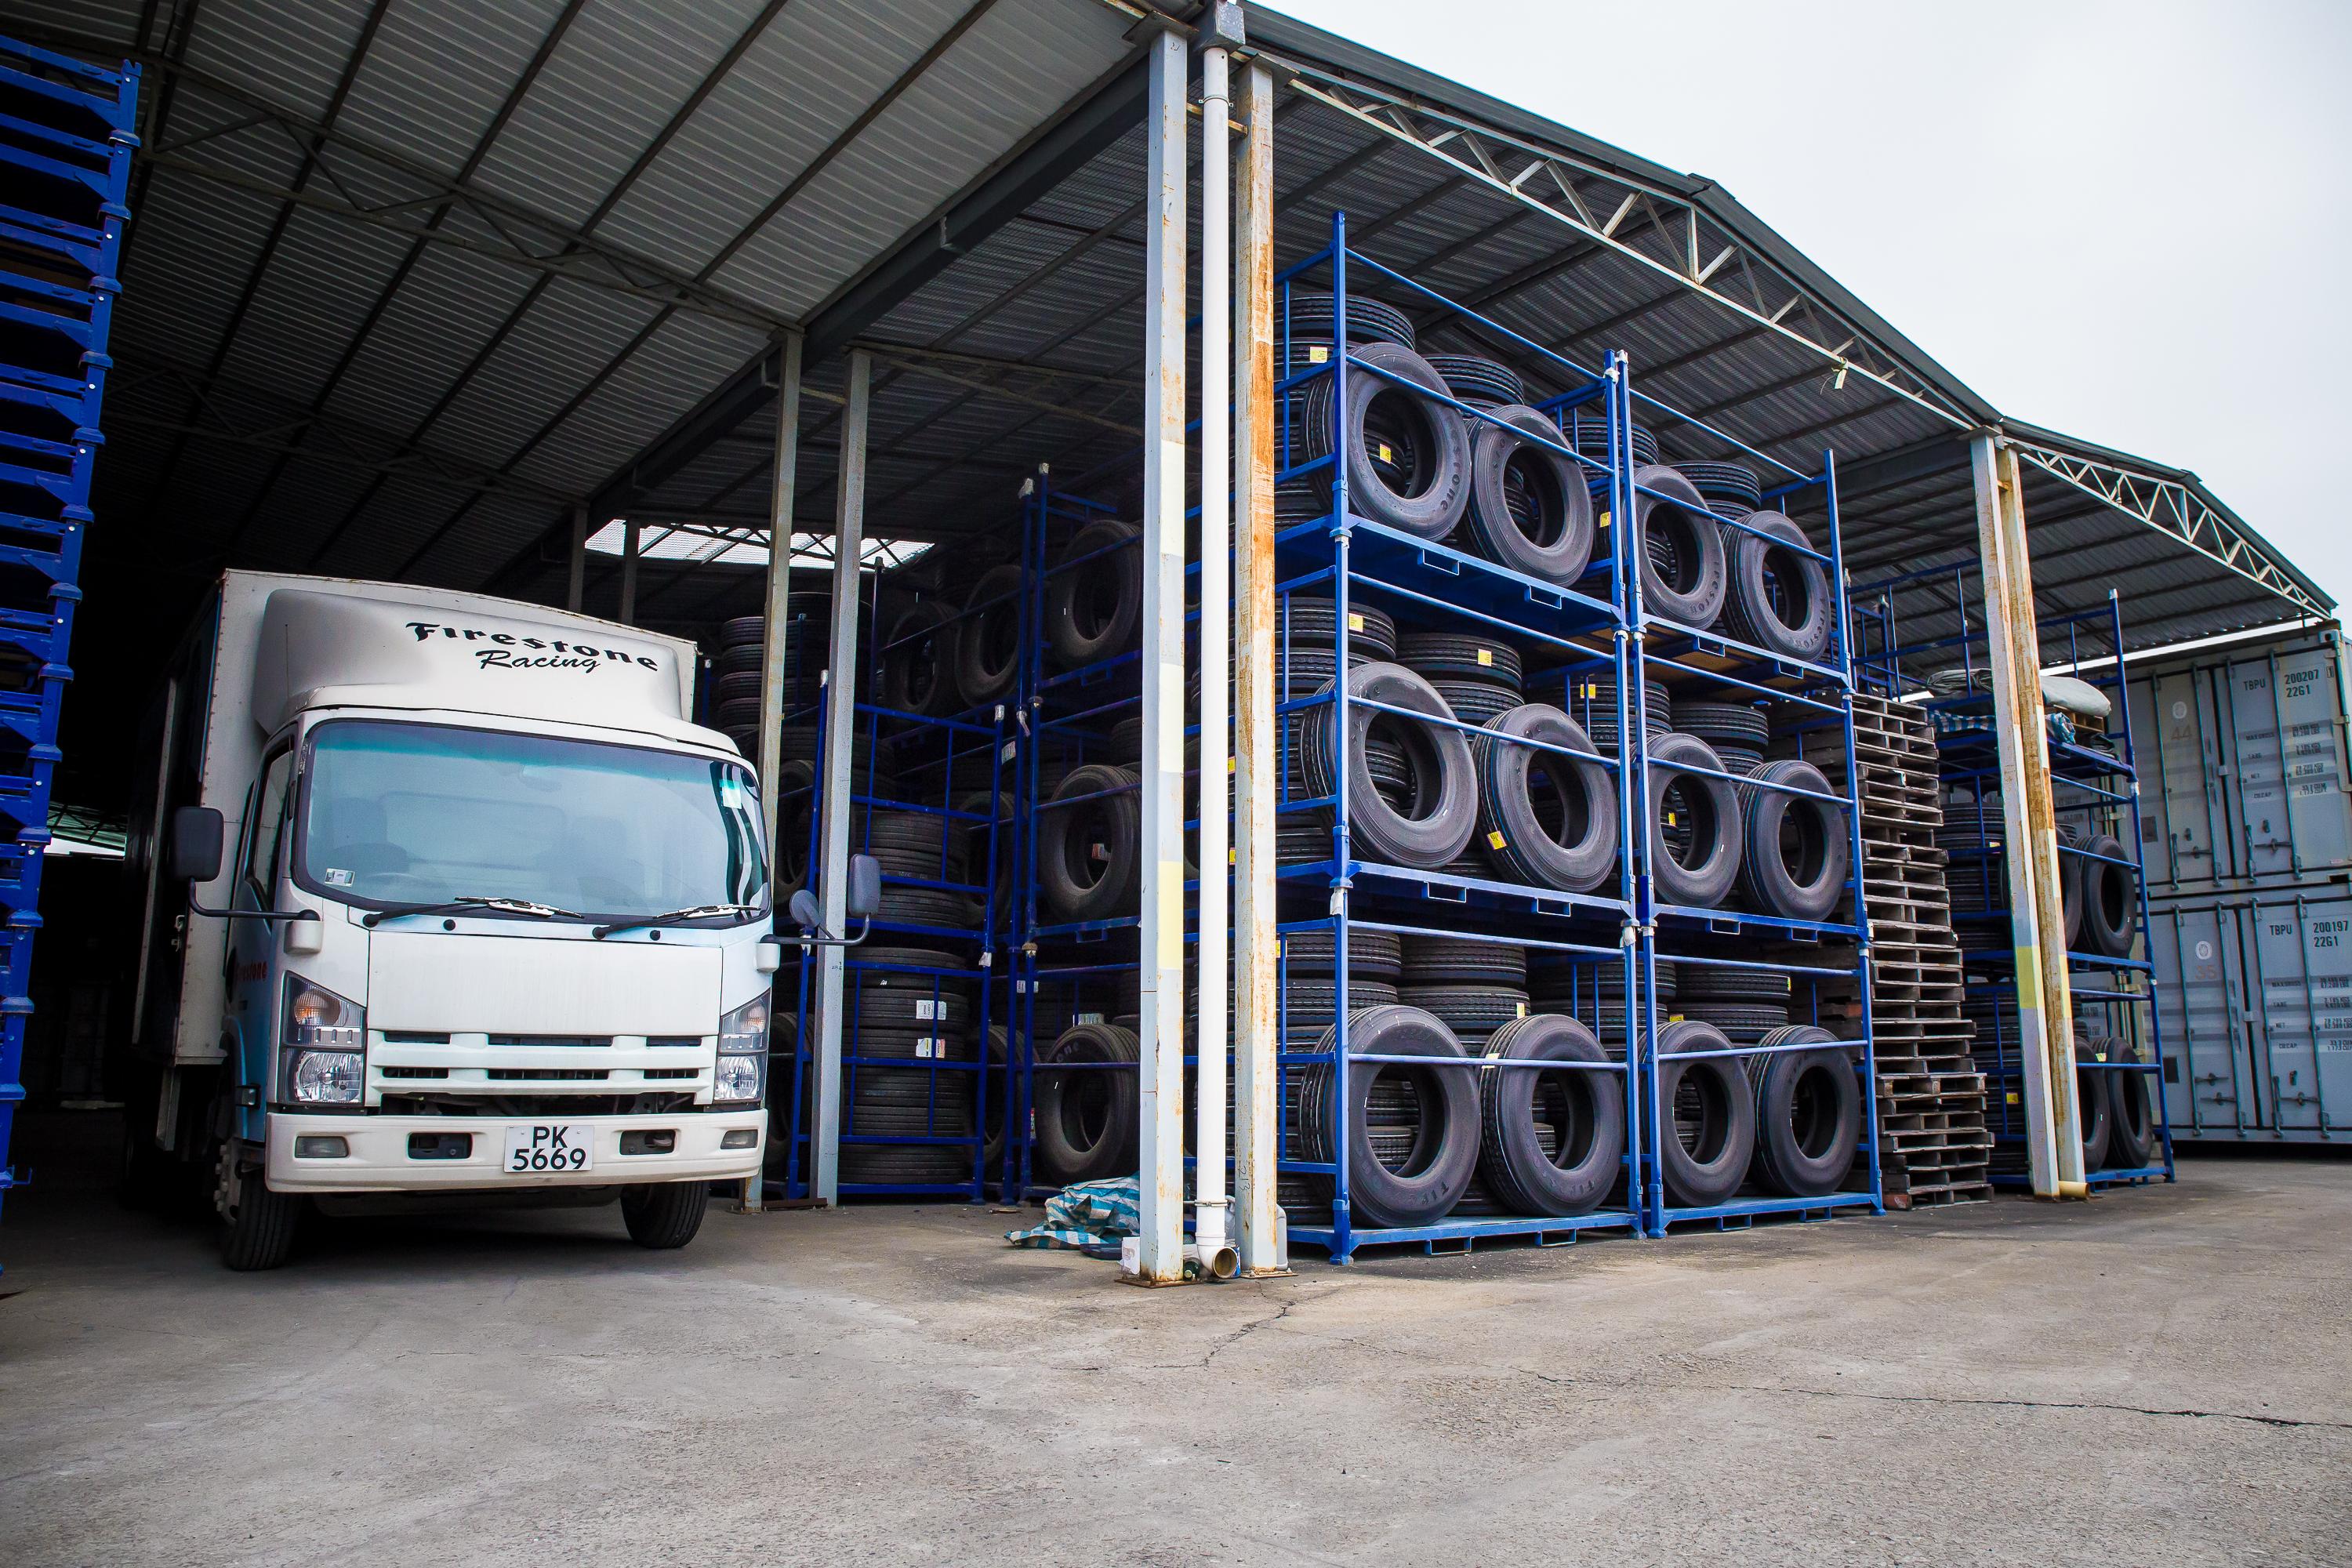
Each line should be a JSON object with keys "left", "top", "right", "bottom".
{"left": 713, "top": 992, "right": 768, "bottom": 1104}
{"left": 285, "top": 974, "right": 365, "bottom": 1105}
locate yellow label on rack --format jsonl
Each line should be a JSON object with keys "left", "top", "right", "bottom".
{"left": 1487, "top": 830, "right": 1507, "bottom": 850}
{"left": 2005, "top": 1091, "right": 2021, "bottom": 1105}
{"left": 1307, "top": 344, "right": 1328, "bottom": 364}
{"left": 1666, "top": 812, "right": 1678, "bottom": 827}
{"left": 1227, "top": 755, "right": 1235, "bottom": 772}
{"left": 1377, "top": 444, "right": 1392, "bottom": 464}
{"left": 1515, "top": 1001, "right": 1527, "bottom": 1018}
{"left": 1597, "top": 510, "right": 1611, "bottom": 529}
{"left": 1476, "top": 648, "right": 1494, "bottom": 666}
{"left": 1668, "top": 1013, "right": 1684, "bottom": 1023}
{"left": 1229, "top": 848, "right": 1236, "bottom": 865}
{"left": 1347, "top": 613, "right": 1364, "bottom": 632}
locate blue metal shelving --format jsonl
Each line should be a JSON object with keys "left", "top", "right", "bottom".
{"left": 1849, "top": 567, "right": 2175, "bottom": 1189}
{"left": 0, "top": 35, "right": 138, "bottom": 1232}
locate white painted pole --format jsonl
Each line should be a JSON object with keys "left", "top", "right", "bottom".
{"left": 1231, "top": 53, "right": 1284, "bottom": 1277}
{"left": 811, "top": 349, "right": 873, "bottom": 1207}
{"left": 1969, "top": 433, "right": 2086, "bottom": 1199}
{"left": 1131, "top": 23, "right": 1189, "bottom": 1285}
{"left": 1192, "top": 37, "right": 1235, "bottom": 1278}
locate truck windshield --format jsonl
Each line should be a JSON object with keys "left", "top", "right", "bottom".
{"left": 296, "top": 719, "right": 768, "bottom": 921}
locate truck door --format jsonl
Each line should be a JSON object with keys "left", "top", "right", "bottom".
{"left": 227, "top": 739, "right": 296, "bottom": 1134}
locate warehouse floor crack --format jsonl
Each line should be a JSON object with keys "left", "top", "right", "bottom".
{"left": 1730, "top": 1384, "right": 2352, "bottom": 1431}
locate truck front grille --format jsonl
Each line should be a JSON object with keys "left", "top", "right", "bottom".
{"left": 378, "top": 1091, "right": 702, "bottom": 1118}
{"left": 486, "top": 1034, "right": 613, "bottom": 1049}
{"left": 485, "top": 1068, "right": 610, "bottom": 1082}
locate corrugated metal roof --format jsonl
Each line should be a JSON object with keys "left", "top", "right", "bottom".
{"left": 19, "top": 0, "right": 2326, "bottom": 661}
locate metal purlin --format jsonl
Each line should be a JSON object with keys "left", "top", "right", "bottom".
{"left": 0, "top": 37, "right": 138, "bottom": 1236}
{"left": 1854, "top": 573, "right": 2176, "bottom": 1189}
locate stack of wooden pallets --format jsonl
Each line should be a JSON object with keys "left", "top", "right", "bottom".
{"left": 1804, "top": 693, "right": 1992, "bottom": 1208}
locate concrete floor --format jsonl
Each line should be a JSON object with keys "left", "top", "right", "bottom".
{"left": 1, "top": 1115, "right": 2346, "bottom": 1566}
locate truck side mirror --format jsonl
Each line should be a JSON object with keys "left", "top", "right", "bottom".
{"left": 787, "top": 888, "right": 822, "bottom": 929}
{"left": 846, "top": 853, "right": 881, "bottom": 920}
{"left": 167, "top": 806, "right": 225, "bottom": 883}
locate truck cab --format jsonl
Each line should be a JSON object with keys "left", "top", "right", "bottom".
{"left": 130, "top": 574, "right": 782, "bottom": 1269}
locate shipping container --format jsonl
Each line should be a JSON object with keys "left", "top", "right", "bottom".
{"left": 2150, "top": 889, "right": 2352, "bottom": 1142}
{"left": 2128, "top": 626, "right": 2352, "bottom": 892}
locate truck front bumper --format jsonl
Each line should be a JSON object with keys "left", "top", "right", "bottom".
{"left": 264, "top": 1109, "right": 764, "bottom": 1193}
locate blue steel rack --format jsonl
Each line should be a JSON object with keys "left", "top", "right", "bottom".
{"left": 1849, "top": 568, "right": 2175, "bottom": 1189}
{"left": 1613, "top": 339, "right": 1880, "bottom": 1236}
{"left": 774, "top": 574, "right": 1011, "bottom": 1201}
{"left": 1270, "top": 216, "right": 1646, "bottom": 1261}
{"left": 0, "top": 37, "right": 137, "bottom": 1230}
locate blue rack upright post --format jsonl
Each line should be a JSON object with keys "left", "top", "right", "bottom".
{"left": 0, "top": 37, "right": 138, "bottom": 1230}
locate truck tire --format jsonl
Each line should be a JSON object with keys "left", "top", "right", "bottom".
{"left": 1738, "top": 759, "right": 1849, "bottom": 923}
{"left": 1647, "top": 731, "right": 1744, "bottom": 909}
{"left": 1632, "top": 465, "right": 1728, "bottom": 629}
{"left": 1655, "top": 1019, "right": 1756, "bottom": 1208}
{"left": 1462, "top": 404, "right": 1595, "bottom": 585}
{"left": 1034, "top": 1022, "right": 1140, "bottom": 1184}
{"left": 2078, "top": 832, "right": 2138, "bottom": 958}
{"left": 1745, "top": 1025, "right": 1861, "bottom": 1197}
{"left": 1474, "top": 703, "right": 1617, "bottom": 894}
{"left": 1722, "top": 510, "right": 1832, "bottom": 662}
{"left": 1038, "top": 764, "right": 1140, "bottom": 921}
{"left": 1299, "top": 340, "right": 1472, "bottom": 541}
{"left": 1046, "top": 520, "right": 1143, "bottom": 669}
{"left": 955, "top": 564, "right": 1025, "bottom": 711}
{"left": 215, "top": 1137, "right": 301, "bottom": 1272}
{"left": 622, "top": 1180, "right": 710, "bottom": 1249}
{"left": 1475, "top": 1014, "right": 1624, "bottom": 1218}
{"left": 1301, "top": 662, "right": 1478, "bottom": 869}
{"left": 2076, "top": 1054, "right": 2114, "bottom": 1171}
{"left": 1295, "top": 1004, "right": 1479, "bottom": 1229}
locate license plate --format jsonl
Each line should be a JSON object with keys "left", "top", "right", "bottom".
{"left": 503, "top": 1123, "right": 594, "bottom": 1174}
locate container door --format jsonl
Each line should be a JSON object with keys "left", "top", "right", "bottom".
{"left": 2151, "top": 902, "right": 2250, "bottom": 1135}
{"left": 2244, "top": 895, "right": 2352, "bottom": 1137}
{"left": 2271, "top": 642, "right": 2352, "bottom": 876}
{"left": 2148, "top": 669, "right": 2223, "bottom": 888}
{"left": 2224, "top": 657, "right": 2297, "bottom": 880}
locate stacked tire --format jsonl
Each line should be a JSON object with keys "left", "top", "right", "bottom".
{"left": 709, "top": 590, "right": 831, "bottom": 756}
{"left": 840, "top": 948, "right": 981, "bottom": 1186}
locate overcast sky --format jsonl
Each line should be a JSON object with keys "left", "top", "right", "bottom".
{"left": 1275, "top": 0, "right": 2352, "bottom": 615}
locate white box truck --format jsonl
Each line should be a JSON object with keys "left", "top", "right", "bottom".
{"left": 122, "top": 571, "right": 784, "bottom": 1268}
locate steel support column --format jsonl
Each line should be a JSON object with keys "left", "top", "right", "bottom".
{"left": 742, "top": 330, "right": 804, "bottom": 1212}
{"left": 1971, "top": 433, "right": 2086, "bottom": 1198}
{"left": 619, "top": 517, "right": 641, "bottom": 623}
{"left": 810, "top": 349, "right": 873, "bottom": 1207}
{"left": 1130, "top": 24, "right": 1188, "bottom": 1285}
{"left": 1191, "top": 24, "right": 1236, "bottom": 1277}
{"left": 754, "top": 333, "right": 805, "bottom": 856}
{"left": 565, "top": 503, "right": 587, "bottom": 612}
{"left": 1230, "top": 53, "right": 1283, "bottom": 1277}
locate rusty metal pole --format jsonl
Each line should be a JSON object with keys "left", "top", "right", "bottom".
{"left": 1230, "top": 52, "right": 1285, "bottom": 1277}
{"left": 810, "top": 348, "right": 873, "bottom": 1207}
{"left": 754, "top": 332, "right": 805, "bottom": 860}
{"left": 1190, "top": 31, "right": 1236, "bottom": 1278}
{"left": 1129, "top": 21, "right": 1189, "bottom": 1285}
{"left": 1970, "top": 432, "right": 2087, "bottom": 1198}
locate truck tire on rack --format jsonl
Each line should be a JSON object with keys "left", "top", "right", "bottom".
{"left": 2057, "top": 826, "right": 2088, "bottom": 953}
{"left": 1654, "top": 1019, "right": 1757, "bottom": 1208}
{"left": 1399, "top": 935, "right": 1528, "bottom": 987}
{"left": 1281, "top": 595, "right": 1399, "bottom": 659}
{"left": 1280, "top": 926, "right": 1404, "bottom": 980}
{"left": 1475, "top": 1014, "right": 1624, "bottom": 1217}
{"left": 2075, "top": 1047, "right": 2114, "bottom": 1171}
{"left": 1394, "top": 983, "right": 1527, "bottom": 1047}
{"left": 1034, "top": 1021, "right": 1140, "bottom": 1184}
{"left": 1283, "top": 291, "right": 1416, "bottom": 352}
{"left": 621, "top": 1181, "right": 710, "bottom": 1249}
{"left": 1301, "top": 663, "right": 1478, "bottom": 869}
{"left": 214, "top": 1135, "right": 300, "bottom": 1272}
{"left": 1473, "top": 703, "right": 1617, "bottom": 894}
{"left": 1630, "top": 465, "right": 1728, "bottom": 628}
{"left": 979, "top": 1024, "right": 1011, "bottom": 1178}
{"left": 1299, "top": 341, "right": 1473, "bottom": 541}
{"left": 1046, "top": 520, "right": 1142, "bottom": 669}
{"left": 1646, "top": 731, "right": 1744, "bottom": 909}
{"left": 1296, "top": 1005, "right": 1479, "bottom": 1229}
{"left": 1398, "top": 632, "right": 1524, "bottom": 691}
{"left": 1037, "top": 764, "right": 1141, "bottom": 921}
{"left": 2104, "top": 1043, "right": 2158, "bottom": 1169}
{"left": 1738, "top": 759, "right": 1849, "bottom": 922}
{"left": 1744, "top": 1025, "right": 1862, "bottom": 1197}
{"left": 879, "top": 601, "right": 961, "bottom": 718}
{"left": 2078, "top": 832, "right": 2137, "bottom": 958}
{"left": 954, "top": 564, "right": 1025, "bottom": 710}
{"left": 775, "top": 759, "right": 815, "bottom": 895}
{"left": 1423, "top": 353, "right": 1525, "bottom": 409}
{"left": 1462, "top": 404, "right": 1595, "bottom": 585}
{"left": 1721, "top": 510, "right": 1832, "bottom": 662}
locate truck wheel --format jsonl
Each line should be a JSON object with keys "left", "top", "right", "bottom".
{"left": 622, "top": 1180, "right": 709, "bottom": 1249}
{"left": 214, "top": 1138, "right": 301, "bottom": 1272}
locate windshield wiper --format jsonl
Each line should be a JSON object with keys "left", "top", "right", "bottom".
{"left": 592, "top": 903, "right": 764, "bottom": 940}
{"left": 361, "top": 895, "right": 579, "bottom": 928}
